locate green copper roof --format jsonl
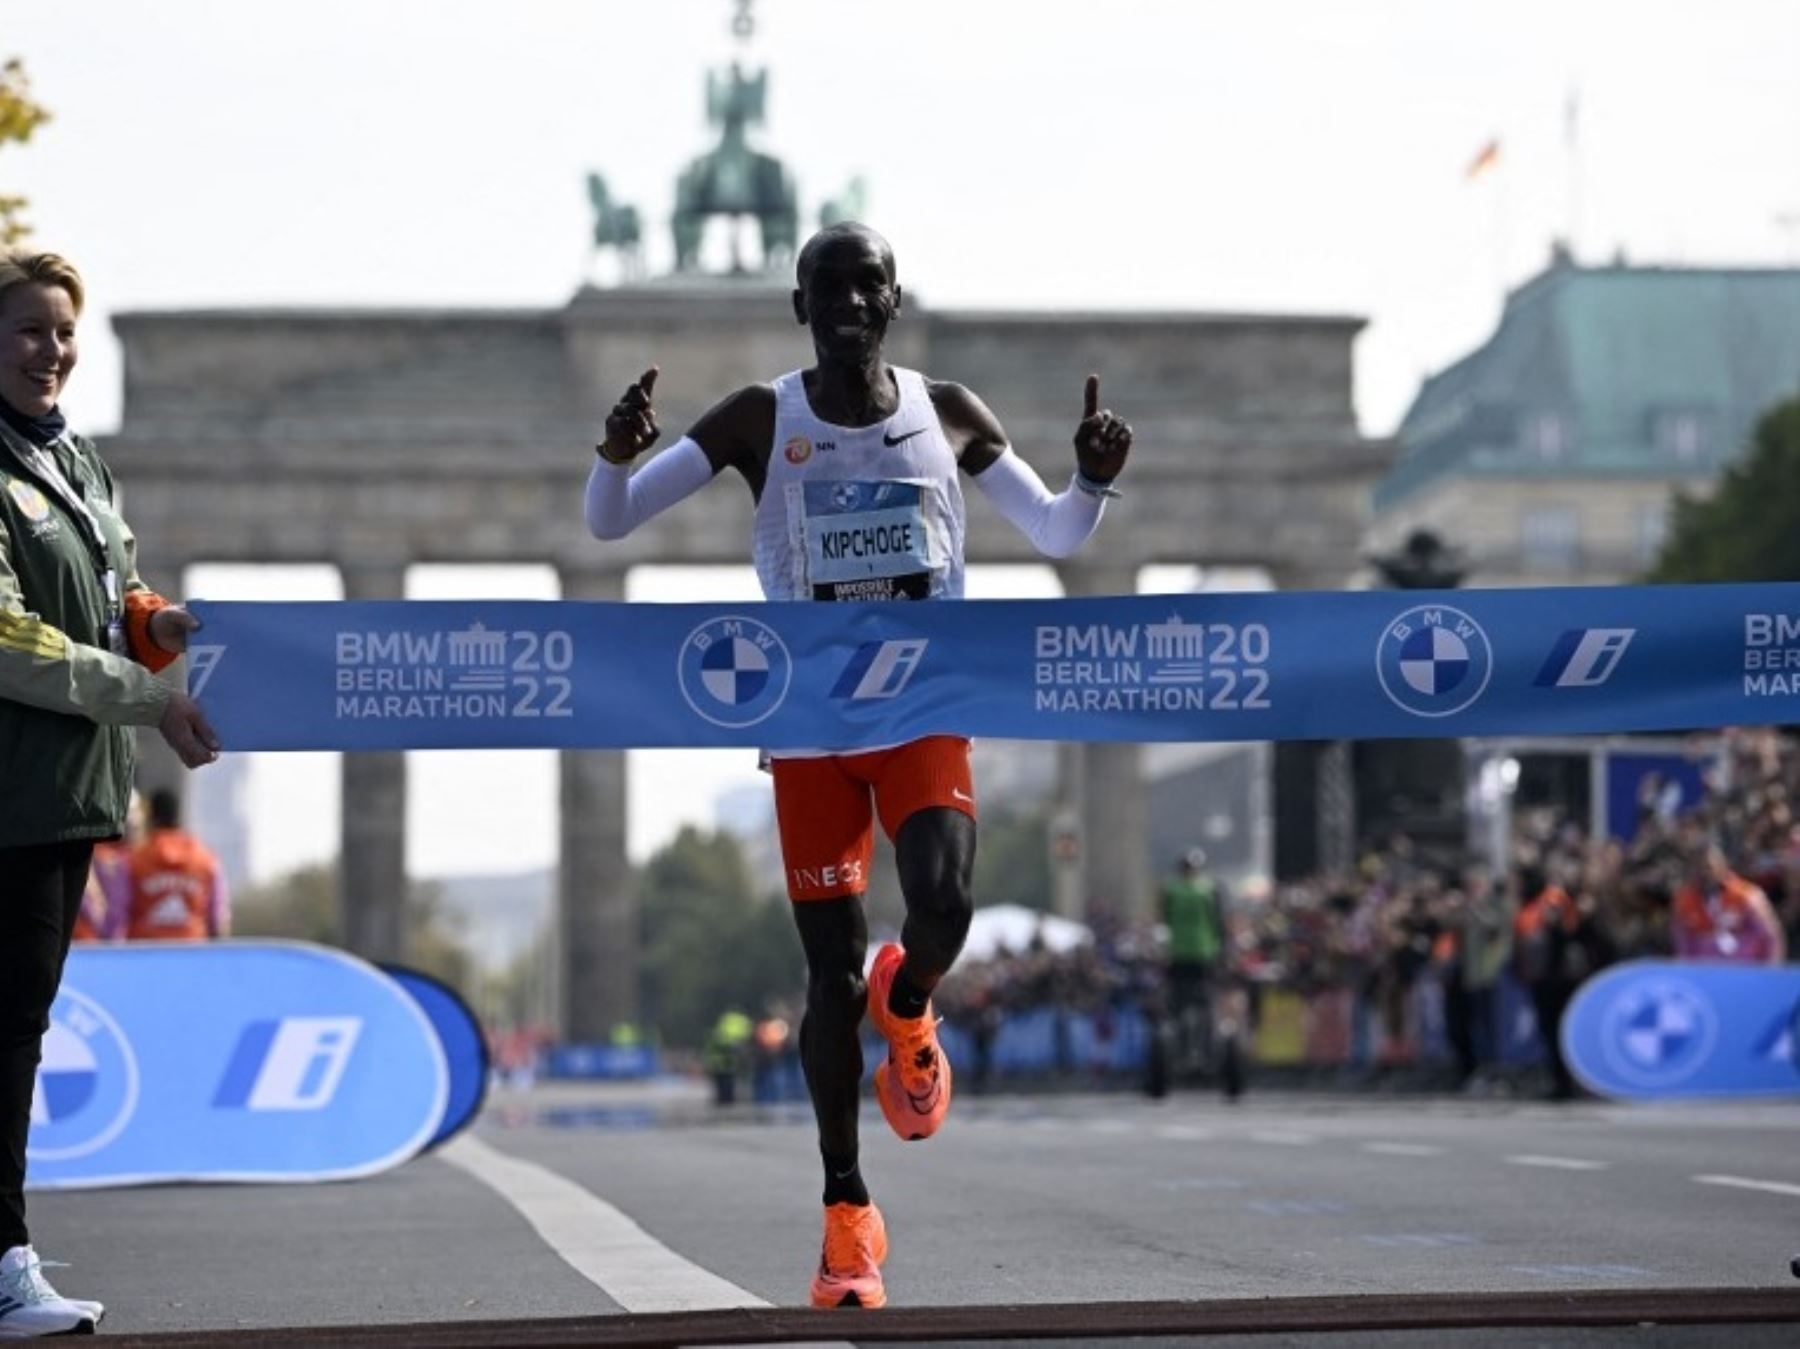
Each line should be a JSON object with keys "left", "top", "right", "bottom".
{"left": 1375, "top": 256, "right": 1800, "bottom": 510}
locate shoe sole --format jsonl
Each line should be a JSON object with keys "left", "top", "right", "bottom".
{"left": 874, "top": 1057, "right": 950, "bottom": 1141}
{"left": 867, "top": 945, "right": 952, "bottom": 1141}
{"left": 811, "top": 1285, "right": 887, "bottom": 1309}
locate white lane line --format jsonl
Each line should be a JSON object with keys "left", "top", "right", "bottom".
{"left": 1248, "top": 1130, "right": 1319, "bottom": 1146}
{"left": 441, "top": 1134, "right": 767, "bottom": 1313}
{"left": 1154, "top": 1125, "right": 1213, "bottom": 1141}
{"left": 1361, "top": 1142, "right": 1444, "bottom": 1157}
{"left": 1694, "top": 1173, "right": 1800, "bottom": 1199}
{"left": 1503, "top": 1154, "right": 1609, "bottom": 1172}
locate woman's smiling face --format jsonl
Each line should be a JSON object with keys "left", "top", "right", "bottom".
{"left": 0, "top": 281, "right": 79, "bottom": 418}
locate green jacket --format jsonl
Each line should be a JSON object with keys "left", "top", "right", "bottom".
{"left": 0, "top": 420, "right": 170, "bottom": 847}
{"left": 1163, "top": 875, "right": 1223, "bottom": 966}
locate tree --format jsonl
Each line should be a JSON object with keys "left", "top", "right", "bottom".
{"left": 1648, "top": 396, "right": 1800, "bottom": 582}
{"left": 636, "top": 826, "right": 804, "bottom": 1048}
{"left": 970, "top": 804, "right": 1055, "bottom": 913}
{"left": 233, "top": 863, "right": 475, "bottom": 996}
{"left": 0, "top": 58, "right": 52, "bottom": 245}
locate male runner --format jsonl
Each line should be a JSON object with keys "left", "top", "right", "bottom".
{"left": 585, "top": 223, "right": 1130, "bottom": 1307}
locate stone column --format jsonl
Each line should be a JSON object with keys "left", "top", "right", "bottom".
{"left": 338, "top": 559, "right": 408, "bottom": 961}
{"left": 1047, "top": 743, "right": 1084, "bottom": 920}
{"left": 557, "top": 566, "right": 636, "bottom": 1042}
{"left": 1270, "top": 566, "right": 1355, "bottom": 879}
{"left": 1055, "top": 559, "right": 1149, "bottom": 924}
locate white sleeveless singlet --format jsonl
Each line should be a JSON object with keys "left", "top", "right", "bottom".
{"left": 752, "top": 367, "right": 966, "bottom": 604}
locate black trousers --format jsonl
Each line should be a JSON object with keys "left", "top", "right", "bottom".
{"left": 0, "top": 840, "right": 91, "bottom": 1251}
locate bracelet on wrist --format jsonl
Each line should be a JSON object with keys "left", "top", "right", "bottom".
{"left": 1074, "top": 470, "right": 1122, "bottom": 500}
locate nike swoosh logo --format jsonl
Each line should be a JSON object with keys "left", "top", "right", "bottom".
{"left": 883, "top": 426, "right": 927, "bottom": 447}
{"left": 951, "top": 788, "right": 974, "bottom": 804}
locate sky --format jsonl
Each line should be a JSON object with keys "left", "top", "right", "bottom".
{"left": 6, "top": 0, "right": 1798, "bottom": 882}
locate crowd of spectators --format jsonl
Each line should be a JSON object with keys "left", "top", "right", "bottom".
{"left": 933, "top": 728, "right": 1800, "bottom": 1091}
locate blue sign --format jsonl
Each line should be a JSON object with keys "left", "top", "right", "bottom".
{"left": 379, "top": 964, "right": 488, "bottom": 1153}
{"left": 1563, "top": 960, "right": 1800, "bottom": 1100}
{"left": 186, "top": 582, "right": 1800, "bottom": 752}
{"left": 544, "top": 1044, "right": 660, "bottom": 1081}
{"left": 29, "top": 943, "right": 447, "bottom": 1188}
{"left": 1603, "top": 751, "right": 1712, "bottom": 843}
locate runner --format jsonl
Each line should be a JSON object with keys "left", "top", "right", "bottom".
{"left": 584, "top": 222, "right": 1131, "bottom": 1307}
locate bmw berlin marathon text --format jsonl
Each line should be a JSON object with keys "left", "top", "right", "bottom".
{"left": 333, "top": 623, "right": 576, "bottom": 722}
{"left": 1032, "top": 616, "right": 1273, "bottom": 715}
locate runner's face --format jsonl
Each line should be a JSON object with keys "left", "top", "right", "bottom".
{"left": 0, "top": 282, "right": 79, "bottom": 418}
{"left": 798, "top": 237, "right": 898, "bottom": 363}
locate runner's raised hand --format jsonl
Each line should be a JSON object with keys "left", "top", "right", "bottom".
{"left": 600, "top": 366, "right": 661, "bottom": 463}
{"left": 1073, "top": 374, "right": 1131, "bottom": 484}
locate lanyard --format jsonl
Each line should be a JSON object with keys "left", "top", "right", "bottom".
{"left": 19, "top": 439, "right": 125, "bottom": 655}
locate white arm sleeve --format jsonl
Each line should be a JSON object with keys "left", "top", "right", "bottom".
{"left": 970, "top": 447, "right": 1107, "bottom": 559}
{"left": 584, "top": 435, "right": 716, "bottom": 539}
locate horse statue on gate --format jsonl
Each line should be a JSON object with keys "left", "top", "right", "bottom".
{"left": 671, "top": 62, "right": 798, "bottom": 275}
{"left": 586, "top": 172, "right": 644, "bottom": 281}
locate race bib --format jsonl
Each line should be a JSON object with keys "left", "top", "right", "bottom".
{"left": 800, "top": 480, "right": 935, "bottom": 601}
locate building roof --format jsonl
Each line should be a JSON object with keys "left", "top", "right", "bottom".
{"left": 1375, "top": 251, "right": 1800, "bottom": 510}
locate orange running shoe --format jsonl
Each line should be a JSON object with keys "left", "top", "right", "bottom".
{"left": 866, "top": 942, "right": 953, "bottom": 1141}
{"left": 810, "top": 1201, "right": 888, "bottom": 1309}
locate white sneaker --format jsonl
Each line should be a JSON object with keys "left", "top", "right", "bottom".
{"left": 0, "top": 1245, "right": 100, "bottom": 1338}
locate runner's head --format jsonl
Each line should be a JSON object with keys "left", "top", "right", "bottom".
{"left": 793, "top": 223, "right": 900, "bottom": 364}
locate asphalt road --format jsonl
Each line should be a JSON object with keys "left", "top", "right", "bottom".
{"left": 26, "top": 1083, "right": 1800, "bottom": 1342}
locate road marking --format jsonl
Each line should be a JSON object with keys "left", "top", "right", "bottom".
{"left": 1246, "top": 1199, "right": 1350, "bottom": 1216}
{"left": 1361, "top": 1142, "right": 1444, "bottom": 1157}
{"left": 1362, "top": 1233, "right": 1481, "bottom": 1248}
{"left": 1248, "top": 1130, "right": 1318, "bottom": 1146}
{"left": 442, "top": 1135, "right": 767, "bottom": 1313}
{"left": 1156, "top": 1176, "right": 1246, "bottom": 1192}
{"left": 1509, "top": 1264, "right": 1652, "bottom": 1279}
{"left": 1503, "top": 1154, "right": 1608, "bottom": 1171}
{"left": 1693, "top": 1173, "right": 1800, "bottom": 1199}
{"left": 1154, "top": 1125, "right": 1213, "bottom": 1141}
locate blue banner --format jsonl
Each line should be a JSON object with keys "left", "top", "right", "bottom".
{"left": 380, "top": 964, "right": 488, "bottom": 1153}
{"left": 187, "top": 583, "right": 1800, "bottom": 751}
{"left": 29, "top": 943, "right": 447, "bottom": 1189}
{"left": 543, "top": 1043, "right": 660, "bottom": 1081}
{"left": 1562, "top": 960, "right": 1800, "bottom": 1100}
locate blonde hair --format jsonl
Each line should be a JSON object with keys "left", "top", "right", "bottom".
{"left": 0, "top": 249, "right": 85, "bottom": 317}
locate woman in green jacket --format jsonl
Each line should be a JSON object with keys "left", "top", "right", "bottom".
{"left": 0, "top": 248, "right": 219, "bottom": 1337}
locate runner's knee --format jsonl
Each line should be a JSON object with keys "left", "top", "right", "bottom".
{"left": 807, "top": 967, "right": 868, "bottom": 1027}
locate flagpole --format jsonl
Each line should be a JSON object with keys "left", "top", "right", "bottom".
{"left": 1564, "top": 85, "right": 1583, "bottom": 260}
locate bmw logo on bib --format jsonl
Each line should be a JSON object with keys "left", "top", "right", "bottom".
{"left": 28, "top": 987, "right": 140, "bottom": 1163}
{"left": 678, "top": 616, "right": 793, "bottom": 728}
{"left": 1377, "top": 604, "right": 1494, "bottom": 718}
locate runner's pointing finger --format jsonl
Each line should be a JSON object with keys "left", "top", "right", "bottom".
{"left": 1083, "top": 373, "right": 1100, "bottom": 421}
{"left": 624, "top": 366, "right": 659, "bottom": 410}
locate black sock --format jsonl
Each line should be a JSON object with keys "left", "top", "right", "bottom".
{"left": 822, "top": 1151, "right": 869, "bottom": 1207}
{"left": 888, "top": 964, "right": 932, "bottom": 1020}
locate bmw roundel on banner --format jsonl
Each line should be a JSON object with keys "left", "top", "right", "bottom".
{"left": 1376, "top": 604, "right": 1494, "bottom": 718}
{"left": 1562, "top": 960, "right": 1800, "bottom": 1100}
{"left": 29, "top": 943, "right": 447, "bottom": 1189}
{"left": 677, "top": 615, "right": 793, "bottom": 728}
